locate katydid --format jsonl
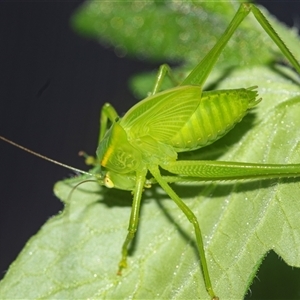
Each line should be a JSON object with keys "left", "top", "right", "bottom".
{"left": 1, "top": 3, "right": 300, "bottom": 299}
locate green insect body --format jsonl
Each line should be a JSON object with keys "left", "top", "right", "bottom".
{"left": 99, "top": 86, "right": 259, "bottom": 182}
{"left": 162, "top": 87, "right": 259, "bottom": 152}
{"left": 2, "top": 3, "right": 300, "bottom": 300}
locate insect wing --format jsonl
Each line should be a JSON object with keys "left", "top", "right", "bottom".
{"left": 120, "top": 85, "right": 202, "bottom": 143}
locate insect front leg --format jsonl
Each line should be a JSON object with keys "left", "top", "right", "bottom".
{"left": 99, "top": 103, "right": 119, "bottom": 142}
{"left": 149, "top": 165, "right": 218, "bottom": 300}
{"left": 78, "top": 103, "right": 120, "bottom": 166}
{"left": 118, "top": 169, "right": 147, "bottom": 274}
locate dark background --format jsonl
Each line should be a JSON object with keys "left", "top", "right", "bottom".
{"left": 0, "top": 1, "right": 300, "bottom": 298}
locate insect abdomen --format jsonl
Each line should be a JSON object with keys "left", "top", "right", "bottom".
{"left": 171, "top": 87, "right": 259, "bottom": 152}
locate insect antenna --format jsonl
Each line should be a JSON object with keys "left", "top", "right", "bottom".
{"left": 66, "top": 179, "right": 98, "bottom": 203}
{"left": 0, "top": 135, "right": 94, "bottom": 177}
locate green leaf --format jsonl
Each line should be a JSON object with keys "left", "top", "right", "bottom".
{"left": 71, "top": 1, "right": 300, "bottom": 99}
{"left": 1, "top": 2, "right": 300, "bottom": 300}
{"left": 71, "top": 0, "right": 300, "bottom": 68}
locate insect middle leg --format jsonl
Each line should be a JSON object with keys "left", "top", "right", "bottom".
{"left": 149, "top": 165, "right": 218, "bottom": 300}
{"left": 151, "top": 64, "right": 178, "bottom": 95}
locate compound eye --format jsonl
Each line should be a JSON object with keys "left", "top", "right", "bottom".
{"left": 104, "top": 175, "right": 114, "bottom": 188}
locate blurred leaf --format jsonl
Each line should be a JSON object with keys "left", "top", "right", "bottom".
{"left": 71, "top": 0, "right": 300, "bottom": 69}
{"left": 71, "top": 1, "right": 300, "bottom": 98}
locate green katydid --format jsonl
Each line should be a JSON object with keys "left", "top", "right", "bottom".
{"left": 1, "top": 3, "right": 300, "bottom": 299}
